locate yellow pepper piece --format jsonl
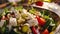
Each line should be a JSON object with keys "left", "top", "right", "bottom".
{"left": 50, "top": 31, "right": 54, "bottom": 34}
{"left": 44, "top": 0, "right": 51, "bottom": 2}
{"left": 22, "top": 25, "right": 29, "bottom": 32}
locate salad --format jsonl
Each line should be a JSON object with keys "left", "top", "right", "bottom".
{"left": 0, "top": 6, "right": 59, "bottom": 34}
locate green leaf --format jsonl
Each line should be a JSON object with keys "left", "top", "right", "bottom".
{"left": 44, "top": 15, "right": 50, "bottom": 19}
{"left": 3, "top": 8, "right": 9, "bottom": 16}
{"left": 42, "top": 19, "right": 51, "bottom": 30}
{"left": 3, "top": 20, "right": 9, "bottom": 27}
{"left": 29, "top": 8, "right": 36, "bottom": 14}
{"left": 15, "top": 6, "right": 23, "bottom": 11}
{"left": 2, "top": 27, "right": 5, "bottom": 33}
{"left": 44, "top": 10, "right": 50, "bottom": 16}
{"left": 29, "top": 10, "right": 35, "bottom": 14}
{"left": 40, "top": 10, "right": 50, "bottom": 17}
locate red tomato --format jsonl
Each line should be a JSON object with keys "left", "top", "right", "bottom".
{"left": 36, "top": 16, "right": 46, "bottom": 26}
{"left": 36, "top": 1, "right": 43, "bottom": 6}
{"left": 42, "top": 29, "right": 49, "bottom": 34}
{"left": 31, "top": 26, "right": 37, "bottom": 34}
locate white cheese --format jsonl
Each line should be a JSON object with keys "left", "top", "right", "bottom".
{"left": 27, "top": 18, "right": 38, "bottom": 26}
{"left": 9, "top": 17, "right": 17, "bottom": 26}
{"left": 0, "top": 20, "right": 5, "bottom": 27}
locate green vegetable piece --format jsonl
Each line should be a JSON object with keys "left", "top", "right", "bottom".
{"left": 40, "top": 10, "right": 50, "bottom": 17}
{"left": 44, "top": 15, "right": 50, "bottom": 19}
{"left": 48, "top": 25, "right": 53, "bottom": 32}
{"left": 4, "top": 27, "right": 9, "bottom": 34}
{"left": 1, "top": 27, "right": 5, "bottom": 33}
{"left": 21, "top": 14, "right": 28, "bottom": 19}
{"left": 29, "top": 10, "right": 35, "bottom": 14}
{"left": 29, "top": 7, "right": 36, "bottom": 14}
{"left": 42, "top": 19, "right": 51, "bottom": 30}
{"left": 9, "top": 29, "right": 18, "bottom": 34}
{"left": 4, "top": 8, "right": 9, "bottom": 13}
{"left": 44, "top": 10, "right": 50, "bottom": 16}
{"left": 15, "top": 6, "right": 23, "bottom": 11}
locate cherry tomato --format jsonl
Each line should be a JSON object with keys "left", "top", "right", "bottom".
{"left": 35, "top": 1, "right": 43, "bottom": 6}
{"left": 42, "top": 29, "right": 49, "bottom": 34}
{"left": 36, "top": 16, "right": 46, "bottom": 26}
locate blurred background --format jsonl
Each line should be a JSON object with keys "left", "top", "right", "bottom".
{"left": 0, "top": 0, "right": 60, "bottom": 5}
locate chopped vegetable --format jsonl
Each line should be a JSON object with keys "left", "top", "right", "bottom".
{"left": 36, "top": 16, "right": 46, "bottom": 26}
{"left": 41, "top": 29, "right": 49, "bottom": 34}
{"left": 0, "top": 6, "right": 58, "bottom": 34}
{"left": 42, "top": 19, "right": 51, "bottom": 30}
{"left": 15, "top": 6, "right": 23, "bottom": 11}
{"left": 31, "top": 26, "right": 38, "bottom": 34}
{"left": 22, "top": 25, "right": 29, "bottom": 33}
{"left": 50, "top": 31, "right": 54, "bottom": 34}
{"left": 29, "top": 7, "right": 36, "bottom": 14}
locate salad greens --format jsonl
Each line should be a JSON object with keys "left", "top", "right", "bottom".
{"left": 0, "top": 6, "right": 58, "bottom": 34}
{"left": 40, "top": 10, "right": 57, "bottom": 32}
{"left": 15, "top": 6, "right": 23, "bottom": 11}
{"left": 29, "top": 7, "right": 36, "bottom": 14}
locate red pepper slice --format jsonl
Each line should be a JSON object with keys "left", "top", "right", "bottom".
{"left": 36, "top": 16, "right": 46, "bottom": 26}
{"left": 31, "top": 26, "right": 37, "bottom": 34}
